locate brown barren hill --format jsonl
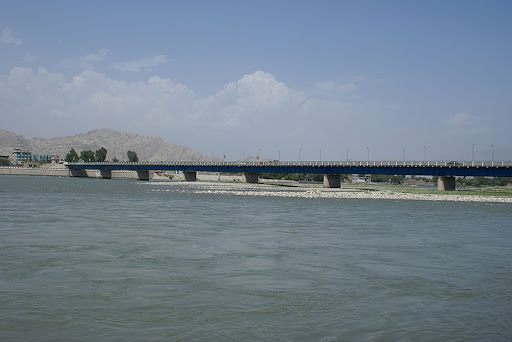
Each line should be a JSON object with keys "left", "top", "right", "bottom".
{"left": 0, "top": 128, "right": 207, "bottom": 162}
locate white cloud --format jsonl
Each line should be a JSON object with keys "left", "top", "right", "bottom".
{"left": 0, "top": 27, "right": 22, "bottom": 46}
{"left": 83, "top": 48, "right": 109, "bottom": 62}
{"left": 196, "top": 71, "right": 305, "bottom": 128}
{"left": 443, "top": 112, "right": 476, "bottom": 128}
{"left": 112, "top": 55, "right": 173, "bottom": 72}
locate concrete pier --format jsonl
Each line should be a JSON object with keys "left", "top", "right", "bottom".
{"left": 136, "top": 170, "right": 150, "bottom": 181}
{"left": 100, "top": 170, "right": 112, "bottom": 179}
{"left": 70, "top": 169, "right": 88, "bottom": 177}
{"left": 323, "top": 174, "right": 341, "bottom": 188}
{"left": 242, "top": 172, "right": 259, "bottom": 184}
{"left": 438, "top": 176, "right": 456, "bottom": 191}
{"left": 183, "top": 171, "right": 197, "bottom": 181}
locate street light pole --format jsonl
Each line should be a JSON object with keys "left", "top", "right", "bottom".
{"left": 299, "top": 148, "right": 302, "bottom": 162}
{"left": 423, "top": 146, "right": 426, "bottom": 162}
{"left": 403, "top": 145, "right": 406, "bottom": 165}
{"left": 319, "top": 149, "right": 322, "bottom": 162}
{"left": 472, "top": 144, "right": 475, "bottom": 166}
{"left": 258, "top": 148, "right": 261, "bottom": 160}
{"left": 491, "top": 145, "right": 494, "bottom": 166}
{"left": 278, "top": 149, "right": 280, "bottom": 161}
{"left": 366, "top": 147, "right": 369, "bottom": 165}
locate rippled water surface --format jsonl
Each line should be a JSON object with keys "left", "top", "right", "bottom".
{"left": 1, "top": 176, "right": 511, "bottom": 341}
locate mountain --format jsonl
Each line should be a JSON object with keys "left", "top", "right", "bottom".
{"left": 0, "top": 128, "right": 208, "bottom": 162}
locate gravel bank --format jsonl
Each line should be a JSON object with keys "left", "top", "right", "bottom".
{"left": 149, "top": 181, "right": 512, "bottom": 203}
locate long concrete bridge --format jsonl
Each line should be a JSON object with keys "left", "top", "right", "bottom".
{"left": 65, "top": 160, "right": 512, "bottom": 191}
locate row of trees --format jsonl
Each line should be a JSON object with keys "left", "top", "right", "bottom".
{"left": 456, "top": 176, "right": 512, "bottom": 187}
{"left": 0, "top": 157, "right": 11, "bottom": 166}
{"left": 65, "top": 148, "right": 138, "bottom": 162}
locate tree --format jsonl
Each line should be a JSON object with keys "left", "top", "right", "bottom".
{"left": 65, "top": 148, "right": 79, "bottom": 162}
{"left": 80, "top": 150, "right": 95, "bottom": 162}
{"left": 0, "top": 157, "right": 11, "bottom": 166}
{"left": 127, "top": 150, "right": 139, "bottom": 162}
{"left": 95, "top": 147, "right": 108, "bottom": 162}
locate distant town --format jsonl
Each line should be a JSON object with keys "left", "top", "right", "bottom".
{"left": 1, "top": 148, "right": 61, "bottom": 167}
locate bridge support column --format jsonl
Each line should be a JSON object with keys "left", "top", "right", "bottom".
{"left": 99, "top": 170, "right": 112, "bottom": 179}
{"left": 70, "top": 169, "right": 88, "bottom": 178}
{"left": 323, "top": 174, "right": 341, "bottom": 188}
{"left": 136, "top": 170, "right": 150, "bottom": 181}
{"left": 242, "top": 172, "right": 259, "bottom": 184}
{"left": 183, "top": 171, "right": 197, "bottom": 182}
{"left": 438, "top": 176, "right": 455, "bottom": 191}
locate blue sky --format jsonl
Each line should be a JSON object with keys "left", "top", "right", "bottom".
{"left": 1, "top": 0, "right": 511, "bottom": 161}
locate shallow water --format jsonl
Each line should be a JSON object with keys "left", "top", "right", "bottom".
{"left": 1, "top": 176, "right": 511, "bottom": 341}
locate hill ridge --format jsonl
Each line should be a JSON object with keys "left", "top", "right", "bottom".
{"left": 0, "top": 128, "right": 207, "bottom": 162}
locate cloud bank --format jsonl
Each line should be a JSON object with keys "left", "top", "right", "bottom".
{"left": 0, "top": 67, "right": 494, "bottom": 160}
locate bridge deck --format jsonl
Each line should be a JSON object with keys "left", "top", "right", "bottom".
{"left": 66, "top": 161, "right": 512, "bottom": 178}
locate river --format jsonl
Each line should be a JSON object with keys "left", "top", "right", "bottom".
{"left": 1, "top": 176, "right": 511, "bottom": 341}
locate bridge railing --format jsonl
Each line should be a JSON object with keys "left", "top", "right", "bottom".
{"left": 65, "top": 160, "right": 512, "bottom": 167}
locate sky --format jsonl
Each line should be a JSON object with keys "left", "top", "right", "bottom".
{"left": 1, "top": 0, "right": 511, "bottom": 161}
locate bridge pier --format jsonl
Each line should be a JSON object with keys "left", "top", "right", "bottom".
{"left": 323, "top": 174, "right": 341, "bottom": 188}
{"left": 183, "top": 171, "right": 197, "bottom": 182}
{"left": 438, "top": 176, "right": 456, "bottom": 191}
{"left": 136, "top": 170, "right": 150, "bottom": 181}
{"left": 100, "top": 170, "right": 112, "bottom": 179}
{"left": 70, "top": 169, "right": 88, "bottom": 178}
{"left": 242, "top": 172, "right": 259, "bottom": 184}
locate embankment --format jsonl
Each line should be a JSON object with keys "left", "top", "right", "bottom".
{"left": 0, "top": 167, "right": 148, "bottom": 179}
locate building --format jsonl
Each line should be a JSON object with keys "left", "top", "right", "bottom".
{"left": 10, "top": 149, "right": 60, "bottom": 165}
{"left": 12, "top": 149, "right": 32, "bottom": 165}
{"left": 50, "top": 155, "right": 61, "bottom": 164}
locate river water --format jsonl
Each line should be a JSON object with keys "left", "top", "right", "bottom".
{"left": 1, "top": 176, "right": 511, "bottom": 341}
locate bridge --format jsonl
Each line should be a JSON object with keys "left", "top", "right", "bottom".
{"left": 65, "top": 160, "right": 512, "bottom": 191}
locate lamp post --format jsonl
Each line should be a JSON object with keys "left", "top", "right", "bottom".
{"left": 298, "top": 148, "right": 302, "bottom": 162}
{"left": 403, "top": 145, "right": 406, "bottom": 165}
{"left": 423, "top": 146, "right": 426, "bottom": 163}
{"left": 472, "top": 144, "right": 475, "bottom": 166}
{"left": 366, "top": 147, "right": 369, "bottom": 165}
{"left": 319, "top": 149, "right": 322, "bottom": 162}
{"left": 346, "top": 147, "right": 349, "bottom": 162}
{"left": 257, "top": 148, "right": 261, "bottom": 160}
{"left": 491, "top": 145, "right": 494, "bottom": 166}
{"left": 277, "top": 149, "right": 280, "bottom": 161}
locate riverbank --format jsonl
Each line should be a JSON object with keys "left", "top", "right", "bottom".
{"left": 0, "top": 167, "right": 243, "bottom": 181}
{"left": 0, "top": 166, "right": 147, "bottom": 179}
